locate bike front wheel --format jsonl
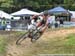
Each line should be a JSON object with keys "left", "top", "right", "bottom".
{"left": 16, "top": 33, "right": 29, "bottom": 45}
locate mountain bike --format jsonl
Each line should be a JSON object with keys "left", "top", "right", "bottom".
{"left": 16, "top": 24, "right": 42, "bottom": 45}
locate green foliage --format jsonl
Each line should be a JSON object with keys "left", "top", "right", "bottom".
{"left": 0, "top": 0, "right": 75, "bottom": 13}
{"left": 0, "top": 0, "right": 13, "bottom": 7}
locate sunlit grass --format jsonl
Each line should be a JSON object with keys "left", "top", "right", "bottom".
{"left": 65, "top": 33, "right": 75, "bottom": 46}
{"left": 0, "top": 30, "right": 75, "bottom": 56}
{"left": 23, "top": 33, "right": 75, "bottom": 56}
{"left": 0, "top": 36, "right": 7, "bottom": 56}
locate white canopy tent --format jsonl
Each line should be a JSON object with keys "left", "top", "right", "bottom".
{"left": 13, "top": 17, "right": 20, "bottom": 20}
{"left": 0, "top": 10, "right": 13, "bottom": 19}
{"left": 11, "top": 9, "right": 40, "bottom": 16}
{"left": 39, "top": 12, "right": 44, "bottom": 15}
{"left": 0, "top": 10, "right": 21, "bottom": 20}
{"left": 69, "top": 11, "right": 75, "bottom": 18}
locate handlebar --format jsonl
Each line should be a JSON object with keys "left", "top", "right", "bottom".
{"left": 28, "top": 24, "right": 41, "bottom": 33}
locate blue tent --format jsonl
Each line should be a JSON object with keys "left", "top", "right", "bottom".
{"left": 48, "top": 6, "right": 68, "bottom": 13}
{"left": 48, "top": 6, "right": 71, "bottom": 21}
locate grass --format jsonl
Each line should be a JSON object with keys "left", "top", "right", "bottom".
{"left": 0, "top": 31, "right": 26, "bottom": 56}
{"left": 23, "top": 33, "right": 75, "bottom": 56}
{"left": 0, "top": 29, "right": 75, "bottom": 56}
{"left": 0, "top": 36, "right": 7, "bottom": 56}
{"left": 47, "top": 27, "right": 75, "bottom": 31}
{"left": 65, "top": 33, "right": 75, "bottom": 46}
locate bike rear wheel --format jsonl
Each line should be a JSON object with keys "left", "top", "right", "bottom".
{"left": 31, "top": 32, "right": 41, "bottom": 42}
{"left": 16, "top": 33, "right": 29, "bottom": 45}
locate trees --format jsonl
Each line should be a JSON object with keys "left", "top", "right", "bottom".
{"left": 0, "top": 0, "right": 75, "bottom": 13}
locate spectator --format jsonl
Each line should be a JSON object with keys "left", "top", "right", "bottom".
{"left": 1, "top": 17, "right": 6, "bottom": 30}
{"left": 59, "top": 17, "right": 64, "bottom": 27}
{"left": 48, "top": 14, "right": 55, "bottom": 28}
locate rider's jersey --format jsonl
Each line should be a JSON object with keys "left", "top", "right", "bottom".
{"left": 28, "top": 16, "right": 50, "bottom": 30}
{"left": 40, "top": 19, "right": 46, "bottom": 26}
{"left": 31, "top": 16, "right": 50, "bottom": 26}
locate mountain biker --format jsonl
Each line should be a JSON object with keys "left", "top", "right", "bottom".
{"left": 16, "top": 13, "right": 50, "bottom": 44}
{"left": 29, "top": 13, "right": 49, "bottom": 35}
{"left": 37, "top": 14, "right": 49, "bottom": 34}
{"left": 27, "top": 13, "right": 49, "bottom": 42}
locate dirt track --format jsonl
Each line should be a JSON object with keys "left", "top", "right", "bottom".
{"left": 5, "top": 28, "right": 75, "bottom": 56}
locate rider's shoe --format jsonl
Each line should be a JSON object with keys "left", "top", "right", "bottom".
{"left": 31, "top": 39, "right": 36, "bottom": 43}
